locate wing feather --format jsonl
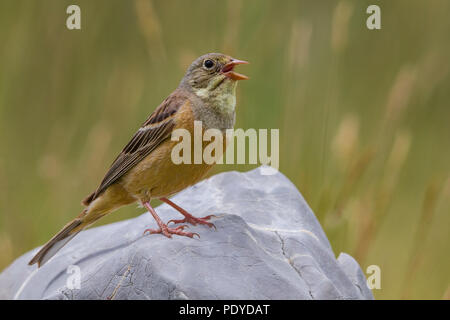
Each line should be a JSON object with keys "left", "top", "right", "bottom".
{"left": 87, "top": 90, "right": 188, "bottom": 203}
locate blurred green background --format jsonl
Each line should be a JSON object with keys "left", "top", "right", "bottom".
{"left": 0, "top": 0, "right": 449, "bottom": 299}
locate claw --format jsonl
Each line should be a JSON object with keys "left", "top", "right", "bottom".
{"left": 159, "top": 198, "right": 216, "bottom": 230}
{"left": 174, "top": 225, "right": 189, "bottom": 231}
{"left": 167, "top": 218, "right": 184, "bottom": 226}
{"left": 168, "top": 215, "right": 216, "bottom": 229}
{"left": 143, "top": 228, "right": 157, "bottom": 235}
{"left": 142, "top": 201, "right": 197, "bottom": 239}
{"left": 143, "top": 228, "right": 172, "bottom": 238}
{"left": 143, "top": 225, "right": 198, "bottom": 239}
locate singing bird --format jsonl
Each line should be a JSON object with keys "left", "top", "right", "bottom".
{"left": 29, "top": 53, "right": 248, "bottom": 267}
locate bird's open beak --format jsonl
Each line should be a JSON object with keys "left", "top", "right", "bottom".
{"left": 221, "top": 59, "right": 249, "bottom": 80}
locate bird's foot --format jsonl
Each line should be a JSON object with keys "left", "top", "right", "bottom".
{"left": 168, "top": 214, "right": 216, "bottom": 229}
{"left": 160, "top": 198, "right": 216, "bottom": 229}
{"left": 143, "top": 224, "right": 199, "bottom": 239}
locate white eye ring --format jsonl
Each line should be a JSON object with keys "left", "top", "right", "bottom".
{"left": 203, "top": 59, "right": 215, "bottom": 69}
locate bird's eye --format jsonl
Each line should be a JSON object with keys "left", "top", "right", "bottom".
{"left": 203, "top": 59, "right": 215, "bottom": 69}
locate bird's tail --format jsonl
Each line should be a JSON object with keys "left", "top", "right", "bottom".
{"left": 28, "top": 208, "right": 98, "bottom": 267}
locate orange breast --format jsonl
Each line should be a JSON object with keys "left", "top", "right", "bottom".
{"left": 121, "top": 100, "right": 224, "bottom": 201}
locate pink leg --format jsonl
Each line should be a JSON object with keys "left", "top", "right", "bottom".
{"left": 160, "top": 197, "right": 216, "bottom": 229}
{"left": 142, "top": 201, "right": 199, "bottom": 238}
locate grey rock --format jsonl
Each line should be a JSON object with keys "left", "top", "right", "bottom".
{"left": 0, "top": 166, "right": 373, "bottom": 300}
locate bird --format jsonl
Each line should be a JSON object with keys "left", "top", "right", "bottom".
{"left": 28, "top": 53, "right": 248, "bottom": 267}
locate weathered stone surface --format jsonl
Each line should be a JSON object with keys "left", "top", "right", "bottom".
{"left": 0, "top": 167, "right": 373, "bottom": 300}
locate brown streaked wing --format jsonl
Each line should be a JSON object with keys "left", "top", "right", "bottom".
{"left": 90, "top": 90, "right": 188, "bottom": 202}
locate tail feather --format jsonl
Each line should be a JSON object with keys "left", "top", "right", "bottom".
{"left": 29, "top": 215, "right": 85, "bottom": 267}
{"left": 30, "top": 185, "right": 128, "bottom": 268}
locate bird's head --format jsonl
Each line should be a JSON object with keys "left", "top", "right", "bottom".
{"left": 180, "top": 53, "right": 248, "bottom": 100}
